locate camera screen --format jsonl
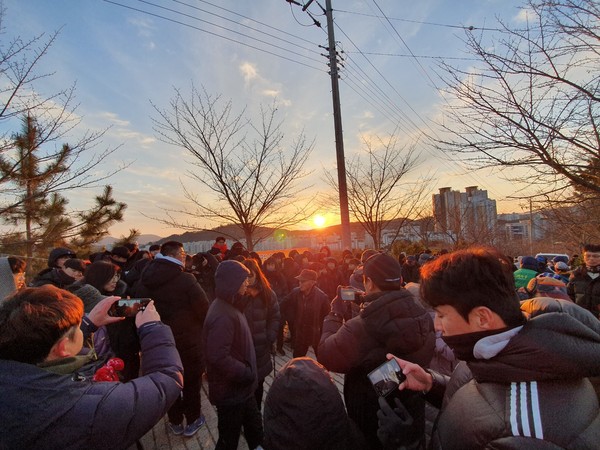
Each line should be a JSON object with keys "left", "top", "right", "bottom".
{"left": 367, "top": 358, "right": 407, "bottom": 397}
{"left": 108, "top": 298, "right": 151, "bottom": 317}
{"left": 339, "top": 288, "right": 356, "bottom": 301}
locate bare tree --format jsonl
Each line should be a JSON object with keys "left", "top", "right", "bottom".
{"left": 434, "top": 0, "right": 600, "bottom": 202}
{"left": 325, "top": 134, "right": 432, "bottom": 249}
{"left": 152, "top": 85, "right": 314, "bottom": 251}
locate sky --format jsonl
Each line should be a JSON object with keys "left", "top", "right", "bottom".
{"left": 3, "top": 0, "right": 531, "bottom": 238}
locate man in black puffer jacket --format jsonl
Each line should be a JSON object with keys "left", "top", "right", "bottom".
{"left": 567, "top": 243, "right": 600, "bottom": 319}
{"left": 318, "top": 253, "right": 435, "bottom": 450}
{"left": 135, "top": 240, "right": 209, "bottom": 437}
{"left": 202, "top": 260, "right": 263, "bottom": 450}
{"left": 387, "top": 247, "right": 600, "bottom": 449}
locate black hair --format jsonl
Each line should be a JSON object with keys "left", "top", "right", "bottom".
{"left": 160, "top": 241, "right": 184, "bottom": 258}
{"left": 83, "top": 261, "right": 120, "bottom": 293}
{"left": 420, "top": 247, "right": 523, "bottom": 327}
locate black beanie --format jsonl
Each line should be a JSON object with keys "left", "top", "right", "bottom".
{"left": 215, "top": 260, "right": 250, "bottom": 302}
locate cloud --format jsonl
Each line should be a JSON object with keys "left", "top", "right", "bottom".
{"left": 240, "top": 62, "right": 258, "bottom": 84}
{"left": 98, "top": 111, "right": 130, "bottom": 127}
{"left": 514, "top": 7, "right": 538, "bottom": 23}
{"left": 128, "top": 17, "right": 155, "bottom": 38}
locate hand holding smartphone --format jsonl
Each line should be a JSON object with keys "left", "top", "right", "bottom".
{"left": 108, "top": 298, "right": 151, "bottom": 317}
{"left": 368, "top": 358, "right": 407, "bottom": 397}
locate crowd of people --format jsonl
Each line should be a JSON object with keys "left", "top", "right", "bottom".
{"left": 0, "top": 239, "right": 598, "bottom": 449}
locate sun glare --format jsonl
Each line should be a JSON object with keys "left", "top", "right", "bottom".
{"left": 313, "top": 214, "right": 326, "bottom": 228}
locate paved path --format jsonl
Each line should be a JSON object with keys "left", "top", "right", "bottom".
{"left": 136, "top": 343, "right": 344, "bottom": 450}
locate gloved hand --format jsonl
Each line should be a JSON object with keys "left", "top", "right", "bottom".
{"left": 377, "top": 396, "right": 414, "bottom": 449}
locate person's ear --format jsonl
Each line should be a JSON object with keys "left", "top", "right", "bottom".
{"left": 46, "top": 336, "right": 71, "bottom": 361}
{"left": 469, "top": 306, "right": 495, "bottom": 330}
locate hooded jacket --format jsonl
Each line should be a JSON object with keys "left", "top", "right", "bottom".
{"left": 0, "top": 321, "right": 183, "bottom": 450}
{"left": 202, "top": 260, "right": 258, "bottom": 406}
{"left": 0, "top": 257, "right": 17, "bottom": 302}
{"left": 264, "top": 357, "right": 366, "bottom": 450}
{"left": 318, "top": 289, "right": 435, "bottom": 449}
{"left": 429, "top": 297, "right": 600, "bottom": 450}
{"left": 135, "top": 257, "right": 209, "bottom": 350}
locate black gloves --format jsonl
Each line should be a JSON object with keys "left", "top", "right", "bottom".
{"left": 377, "top": 396, "right": 416, "bottom": 449}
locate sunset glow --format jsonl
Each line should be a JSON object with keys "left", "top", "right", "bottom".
{"left": 313, "top": 214, "right": 326, "bottom": 228}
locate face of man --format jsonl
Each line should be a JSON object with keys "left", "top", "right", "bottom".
{"left": 299, "top": 279, "right": 316, "bottom": 294}
{"left": 175, "top": 247, "right": 186, "bottom": 264}
{"left": 55, "top": 256, "right": 71, "bottom": 269}
{"left": 63, "top": 267, "right": 83, "bottom": 281}
{"left": 327, "top": 262, "right": 336, "bottom": 271}
{"left": 266, "top": 263, "right": 276, "bottom": 272}
{"left": 433, "top": 305, "right": 481, "bottom": 336}
{"left": 584, "top": 250, "right": 600, "bottom": 267}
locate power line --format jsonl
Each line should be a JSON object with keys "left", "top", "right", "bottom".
{"left": 345, "top": 51, "right": 476, "bottom": 61}
{"left": 101, "top": 0, "right": 326, "bottom": 72}
{"left": 194, "top": 0, "right": 321, "bottom": 46}
{"left": 334, "top": 7, "right": 502, "bottom": 31}
{"left": 135, "top": 0, "right": 324, "bottom": 65}
{"left": 172, "top": 0, "right": 320, "bottom": 54}
{"left": 366, "top": 1, "right": 506, "bottom": 200}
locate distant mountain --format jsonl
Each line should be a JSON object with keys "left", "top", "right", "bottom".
{"left": 96, "top": 234, "right": 163, "bottom": 248}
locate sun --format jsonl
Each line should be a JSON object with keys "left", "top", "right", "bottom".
{"left": 313, "top": 214, "right": 326, "bottom": 228}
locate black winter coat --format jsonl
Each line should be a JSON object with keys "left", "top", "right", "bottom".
{"left": 282, "top": 285, "right": 330, "bottom": 349}
{"left": 318, "top": 289, "right": 435, "bottom": 450}
{"left": 244, "top": 288, "right": 281, "bottom": 380}
{"left": 135, "top": 258, "right": 209, "bottom": 353}
{"left": 567, "top": 267, "right": 600, "bottom": 318}
{"left": 202, "top": 297, "right": 258, "bottom": 406}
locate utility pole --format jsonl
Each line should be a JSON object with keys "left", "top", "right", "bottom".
{"left": 325, "top": 0, "right": 351, "bottom": 250}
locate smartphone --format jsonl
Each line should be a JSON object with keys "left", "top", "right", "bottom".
{"left": 367, "top": 358, "right": 407, "bottom": 397}
{"left": 339, "top": 287, "right": 356, "bottom": 301}
{"left": 108, "top": 298, "right": 151, "bottom": 317}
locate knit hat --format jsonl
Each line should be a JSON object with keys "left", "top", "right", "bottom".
{"left": 363, "top": 253, "right": 402, "bottom": 290}
{"left": 264, "top": 358, "right": 355, "bottom": 450}
{"left": 68, "top": 283, "right": 106, "bottom": 313}
{"left": 48, "top": 247, "right": 76, "bottom": 268}
{"left": 526, "top": 276, "right": 570, "bottom": 301}
{"left": 554, "top": 261, "right": 569, "bottom": 272}
{"left": 215, "top": 260, "right": 251, "bottom": 302}
{"left": 520, "top": 256, "right": 538, "bottom": 271}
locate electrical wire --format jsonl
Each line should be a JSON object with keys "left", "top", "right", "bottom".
{"left": 101, "top": 0, "right": 326, "bottom": 72}
{"left": 334, "top": 7, "right": 503, "bottom": 32}
{"left": 135, "top": 0, "right": 324, "bottom": 65}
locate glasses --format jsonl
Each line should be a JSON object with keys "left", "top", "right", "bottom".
{"left": 585, "top": 252, "right": 600, "bottom": 259}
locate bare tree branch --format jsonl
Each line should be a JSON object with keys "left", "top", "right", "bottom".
{"left": 151, "top": 85, "right": 315, "bottom": 250}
